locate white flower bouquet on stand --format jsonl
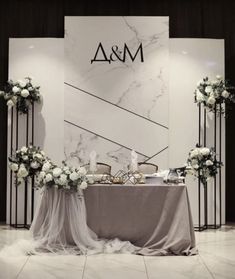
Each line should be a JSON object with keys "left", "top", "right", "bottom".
{"left": 9, "top": 145, "right": 47, "bottom": 185}
{"left": 195, "top": 76, "right": 234, "bottom": 114}
{"left": 0, "top": 77, "right": 41, "bottom": 113}
{"left": 186, "top": 146, "right": 222, "bottom": 186}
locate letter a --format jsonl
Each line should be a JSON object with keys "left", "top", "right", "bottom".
{"left": 91, "top": 43, "right": 110, "bottom": 64}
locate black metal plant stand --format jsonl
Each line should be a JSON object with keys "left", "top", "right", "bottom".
{"left": 9, "top": 104, "right": 35, "bottom": 229}
{"left": 195, "top": 103, "right": 222, "bottom": 231}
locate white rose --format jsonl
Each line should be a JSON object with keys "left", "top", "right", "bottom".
{"left": 52, "top": 167, "right": 62, "bottom": 177}
{"left": 42, "top": 161, "right": 51, "bottom": 172}
{"left": 12, "top": 86, "right": 20, "bottom": 93}
{"left": 190, "top": 149, "right": 199, "bottom": 158}
{"left": 21, "top": 146, "right": 28, "bottom": 153}
{"left": 200, "top": 148, "right": 210, "bottom": 156}
{"left": 216, "top": 75, "right": 222, "bottom": 80}
{"left": 21, "top": 89, "right": 29, "bottom": 98}
{"left": 7, "top": 100, "right": 14, "bottom": 107}
{"left": 80, "top": 181, "right": 88, "bottom": 189}
{"left": 10, "top": 163, "right": 18, "bottom": 172}
{"left": 17, "top": 165, "right": 28, "bottom": 178}
{"left": 222, "top": 90, "right": 230, "bottom": 99}
{"left": 58, "top": 174, "right": 67, "bottom": 185}
{"left": 78, "top": 167, "right": 87, "bottom": 176}
{"left": 206, "top": 160, "right": 213, "bottom": 166}
{"left": 45, "top": 173, "right": 53, "bottom": 182}
{"left": 196, "top": 91, "right": 204, "bottom": 102}
{"left": 69, "top": 172, "right": 79, "bottom": 181}
{"left": 207, "top": 96, "right": 216, "bottom": 105}
{"left": 30, "top": 161, "right": 40, "bottom": 169}
{"left": 17, "top": 79, "right": 27, "bottom": 88}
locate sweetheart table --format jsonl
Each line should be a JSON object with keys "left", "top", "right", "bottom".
{"left": 31, "top": 184, "right": 197, "bottom": 256}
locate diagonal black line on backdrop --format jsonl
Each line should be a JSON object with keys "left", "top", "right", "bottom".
{"left": 143, "top": 146, "right": 169, "bottom": 163}
{"left": 64, "top": 119, "right": 149, "bottom": 158}
{"left": 64, "top": 82, "right": 169, "bottom": 130}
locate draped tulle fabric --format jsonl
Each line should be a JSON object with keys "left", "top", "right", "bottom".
{"left": 0, "top": 186, "right": 197, "bottom": 257}
{"left": 0, "top": 188, "right": 138, "bottom": 257}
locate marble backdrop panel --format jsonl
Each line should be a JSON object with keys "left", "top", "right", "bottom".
{"left": 65, "top": 16, "right": 169, "bottom": 170}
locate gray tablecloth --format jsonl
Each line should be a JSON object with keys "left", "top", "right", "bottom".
{"left": 84, "top": 185, "right": 197, "bottom": 255}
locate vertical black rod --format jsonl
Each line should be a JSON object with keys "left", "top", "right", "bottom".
{"left": 204, "top": 108, "right": 207, "bottom": 228}
{"left": 204, "top": 182, "right": 208, "bottom": 228}
{"left": 198, "top": 103, "right": 201, "bottom": 229}
{"left": 219, "top": 104, "right": 222, "bottom": 227}
{"left": 9, "top": 108, "right": 14, "bottom": 226}
{"left": 31, "top": 104, "right": 35, "bottom": 221}
{"left": 214, "top": 108, "right": 217, "bottom": 228}
{"left": 24, "top": 111, "right": 29, "bottom": 227}
{"left": 15, "top": 108, "right": 19, "bottom": 226}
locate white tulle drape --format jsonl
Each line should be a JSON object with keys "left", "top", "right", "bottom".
{"left": 0, "top": 187, "right": 138, "bottom": 257}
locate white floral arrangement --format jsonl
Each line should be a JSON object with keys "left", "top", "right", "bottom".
{"left": 9, "top": 146, "right": 88, "bottom": 191}
{"left": 0, "top": 77, "right": 41, "bottom": 114}
{"left": 195, "top": 75, "right": 234, "bottom": 114}
{"left": 9, "top": 145, "right": 47, "bottom": 185}
{"left": 186, "top": 146, "right": 222, "bottom": 186}
{"left": 36, "top": 161, "right": 88, "bottom": 191}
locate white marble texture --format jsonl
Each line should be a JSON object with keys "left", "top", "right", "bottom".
{"left": 64, "top": 16, "right": 169, "bottom": 172}
{"left": 64, "top": 122, "right": 148, "bottom": 174}
{"left": 65, "top": 16, "right": 169, "bottom": 125}
{"left": 1, "top": 225, "right": 235, "bottom": 279}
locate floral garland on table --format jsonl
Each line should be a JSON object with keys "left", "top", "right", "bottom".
{"left": 36, "top": 161, "right": 88, "bottom": 191}
{"left": 9, "top": 146, "right": 88, "bottom": 191}
{"left": 0, "top": 77, "right": 41, "bottom": 114}
{"left": 194, "top": 75, "right": 235, "bottom": 114}
{"left": 9, "top": 145, "right": 47, "bottom": 185}
{"left": 186, "top": 146, "right": 222, "bottom": 186}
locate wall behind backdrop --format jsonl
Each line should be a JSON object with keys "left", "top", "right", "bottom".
{"left": 0, "top": 0, "right": 235, "bottom": 222}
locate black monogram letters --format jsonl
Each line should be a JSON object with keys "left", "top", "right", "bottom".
{"left": 91, "top": 43, "right": 144, "bottom": 64}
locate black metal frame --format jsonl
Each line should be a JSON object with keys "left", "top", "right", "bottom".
{"left": 195, "top": 103, "right": 222, "bottom": 231}
{"left": 9, "top": 104, "right": 35, "bottom": 229}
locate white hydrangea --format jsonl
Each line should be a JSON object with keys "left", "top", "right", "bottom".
{"left": 205, "top": 86, "right": 212, "bottom": 93}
